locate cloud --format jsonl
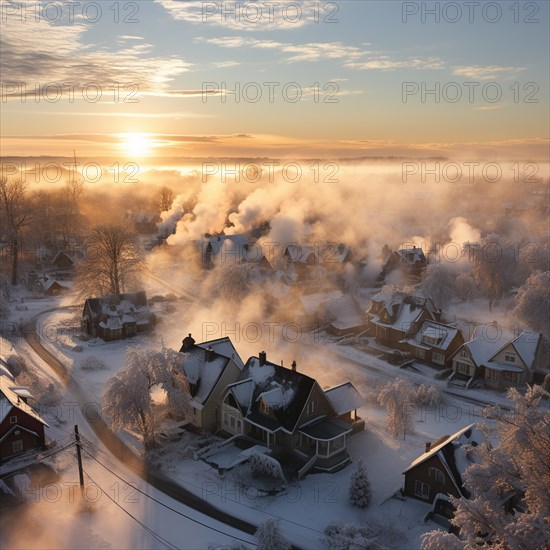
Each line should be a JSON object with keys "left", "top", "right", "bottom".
{"left": 452, "top": 65, "right": 525, "bottom": 80}
{"left": 156, "top": 0, "right": 321, "bottom": 30}
{"left": 202, "top": 36, "right": 444, "bottom": 70}
{"left": 1, "top": 7, "right": 190, "bottom": 100}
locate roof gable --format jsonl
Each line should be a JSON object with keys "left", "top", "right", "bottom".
{"left": 237, "top": 356, "right": 317, "bottom": 433}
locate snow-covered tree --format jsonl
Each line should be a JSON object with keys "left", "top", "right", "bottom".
{"left": 323, "top": 521, "right": 387, "bottom": 550}
{"left": 103, "top": 347, "right": 191, "bottom": 450}
{"left": 472, "top": 234, "right": 516, "bottom": 310}
{"left": 377, "top": 378, "right": 415, "bottom": 439}
{"left": 420, "top": 264, "right": 455, "bottom": 308}
{"left": 422, "top": 385, "right": 550, "bottom": 549}
{"left": 414, "top": 384, "right": 444, "bottom": 408}
{"left": 248, "top": 452, "right": 285, "bottom": 482}
{"left": 454, "top": 272, "right": 478, "bottom": 302}
{"left": 513, "top": 271, "right": 550, "bottom": 337}
{"left": 349, "top": 459, "right": 371, "bottom": 508}
{"left": 420, "top": 531, "right": 463, "bottom": 550}
{"left": 256, "top": 519, "right": 291, "bottom": 550}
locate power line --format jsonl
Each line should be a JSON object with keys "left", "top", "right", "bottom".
{"left": 80, "top": 445, "right": 257, "bottom": 548}
{"left": 0, "top": 442, "right": 76, "bottom": 480}
{"left": 82, "top": 468, "right": 178, "bottom": 550}
{"left": 80, "top": 434, "right": 329, "bottom": 541}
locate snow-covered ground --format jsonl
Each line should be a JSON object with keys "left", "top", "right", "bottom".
{"left": 8, "top": 303, "right": 512, "bottom": 549}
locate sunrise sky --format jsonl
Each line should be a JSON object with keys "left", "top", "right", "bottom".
{"left": 1, "top": 0, "right": 549, "bottom": 160}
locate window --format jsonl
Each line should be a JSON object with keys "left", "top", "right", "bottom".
{"left": 260, "top": 400, "right": 271, "bottom": 415}
{"left": 429, "top": 467, "right": 445, "bottom": 484}
{"left": 460, "top": 350, "right": 468, "bottom": 358}
{"left": 12, "top": 440, "right": 23, "bottom": 454}
{"left": 486, "top": 369, "right": 499, "bottom": 381}
{"left": 9, "top": 416, "right": 17, "bottom": 424}
{"left": 432, "top": 352, "right": 445, "bottom": 365}
{"left": 414, "top": 480, "right": 430, "bottom": 499}
{"left": 415, "top": 349, "right": 425, "bottom": 360}
{"left": 504, "top": 353, "right": 516, "bottom": 363}
{"left": 504, "top": 371, "right": 516, "bottom": 382}
{"left": 457, "top": 361, "right": 470, "bottom": 375}
{"left": 307, "top": 400, "right": 316, "bottom": 415}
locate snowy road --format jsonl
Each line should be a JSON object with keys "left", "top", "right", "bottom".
{"left": 22, "top": 313, "right": 264, "bottom": 547}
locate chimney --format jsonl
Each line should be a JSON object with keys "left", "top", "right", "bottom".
{"left": 291, "top": 360, "right": 297, "bottom": 372}
{"left": 425, "top": 441, "right": 431, "bottom": 453}
{"left": 205, "top": 346, "right": 214, "bottom": 362}
{"left": 259, "top": 351, "right": 267, "bottom": 366}
{"left": 181, "top": 333, "right": 195, "bottom": 351}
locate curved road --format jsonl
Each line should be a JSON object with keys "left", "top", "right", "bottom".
{"left": 24, "top": 314, "right": 260, "bottom": 541}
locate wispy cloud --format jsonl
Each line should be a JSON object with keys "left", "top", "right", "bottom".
{"left": 202, "top": 36, "right": 444, "bottom": 71}
{"left": 156, "top": 0, "right": 321, "bottom": 30}
{"left": 452, "top": 65, "right": 525, "bottom": 80}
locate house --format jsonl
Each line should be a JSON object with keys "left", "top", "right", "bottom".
{"left": 0, "top": 376, "right": 48, "bottom": 461}
{"left": 380, "top": 246, "right": 427, "bottom": 282}
{"left": 483, "top": 331, "right": 545, "bottom": 390}
{"left": 282, "top": 243, "right": 354, "bottom": 283}
{"left": 402, "top": 423, "right": 482, "bottom": 503}
{"left": 51, "top": 251, "right": 74, "bottom": 270}
{"left": 81, "top": 291, "right": 154, "bottom": 341}
{"left": 448, "top": 336, "right": 501, "bottom": 388}
{"left": 125, "top": 211, "right": 160, "bottom": 234}
{"left": 197, "top": 234, "right": 271, "bottom": 271}
{"left": 449, "top": 331, "right": 545, "bottom": 390}
{"left": 322, "top": 295, "right": 369, "bottom": 336}
{"left": 366, "top": 286, "right": 439, "bottom": 350}
{"left": 220, "top": 351, "right": 365, "bottom": 474}
{"left": 179, "top": 334, "right": 244, "bottom": 433}
{"left": 404, "top": 320, "right": 464, "bottom": 369}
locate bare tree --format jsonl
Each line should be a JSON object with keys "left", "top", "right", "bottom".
{"left": 59, "top": 179, "right": 85, "bottom": 245}
{"left": 155, "top": 186, "right": 175, "bottom": 213}
{"left": 0, "top": 178, "right": 31, "bottom": 285}
{"left": 75, "top": 224, "right": 144, "bottom": 300}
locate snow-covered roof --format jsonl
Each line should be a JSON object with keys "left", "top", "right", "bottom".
{"left": 196, "top": 337, "right": 244, "bottom": 369}
{"left": 0, "top": 363, "right": 15, "bottom": 383}
{"left": 0, "top": 376, "right": 48, "bottom": 427}
{"left": 233, "top": 356, "right": 318, "bottom": 433}
{"left": 324, "top": 382, "right": 365, "bottom": 415}
{"left": 410, "top": 320, "right": 460, "bottom": 351}
{"left": 403, "top": 423, "right": 480, "bottom": 481}
{"left": 323, "top": 295, "right": 367, "bottom": 331}
{"left": 490, "top": 331, "right": 541, "bottom": 369}
{"left": 84, "top": 291, "right": 152, "bottom": 331}
{"left": 299, "top": 290, "right": 343, "bottom": 316}
{"left": 455, "top": 337, "right": 502, "bottom": 367}
{"left": 397, "top": 247, "right": 426, "bottom": 264}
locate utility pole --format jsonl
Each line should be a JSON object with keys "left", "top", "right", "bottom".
{"left": 74, "top": 424, "right": 85, "bottom": 497}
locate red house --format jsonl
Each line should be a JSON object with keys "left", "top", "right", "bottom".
{"left": 0, "top": 376, "right": 48, "bottom": 461}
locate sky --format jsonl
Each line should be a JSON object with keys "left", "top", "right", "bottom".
{"left": 1, "top": 0, "right": 549, "bottom": 160}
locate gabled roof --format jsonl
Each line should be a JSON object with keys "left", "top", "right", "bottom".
{"left": 231, "top": 356, "right": 317, "bottom": 434}
{"left": 397, "top": 247, "right": 426, "bottom": 264}
{"left": 196, "top": 337, "right": 244, "bottom": 369}
{"left": 451, "top": 337, "right": 502, "bottom": 367}
{"left": 182, "top": 346, "right": 231, "bottom": 407}
{"left": 83, "top": 291, "right": 152, "bottom": 329}
{"left": 324, "top": 382, "right": 365, "bottom": 415}
{"left": 0, "top": 376, "right": 48, "bottom": 427}
{"left": 409, "top": 320, "right": 461, "bottom": 351}
{"left": 403, "top": 424, "right": 482, "bottom": 497}
{"left": 488, "top": 331, "right": 541, "bottom": 369}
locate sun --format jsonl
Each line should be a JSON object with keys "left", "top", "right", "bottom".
{"left": 121, "top": 133, "right": 153, "bottom": 157}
